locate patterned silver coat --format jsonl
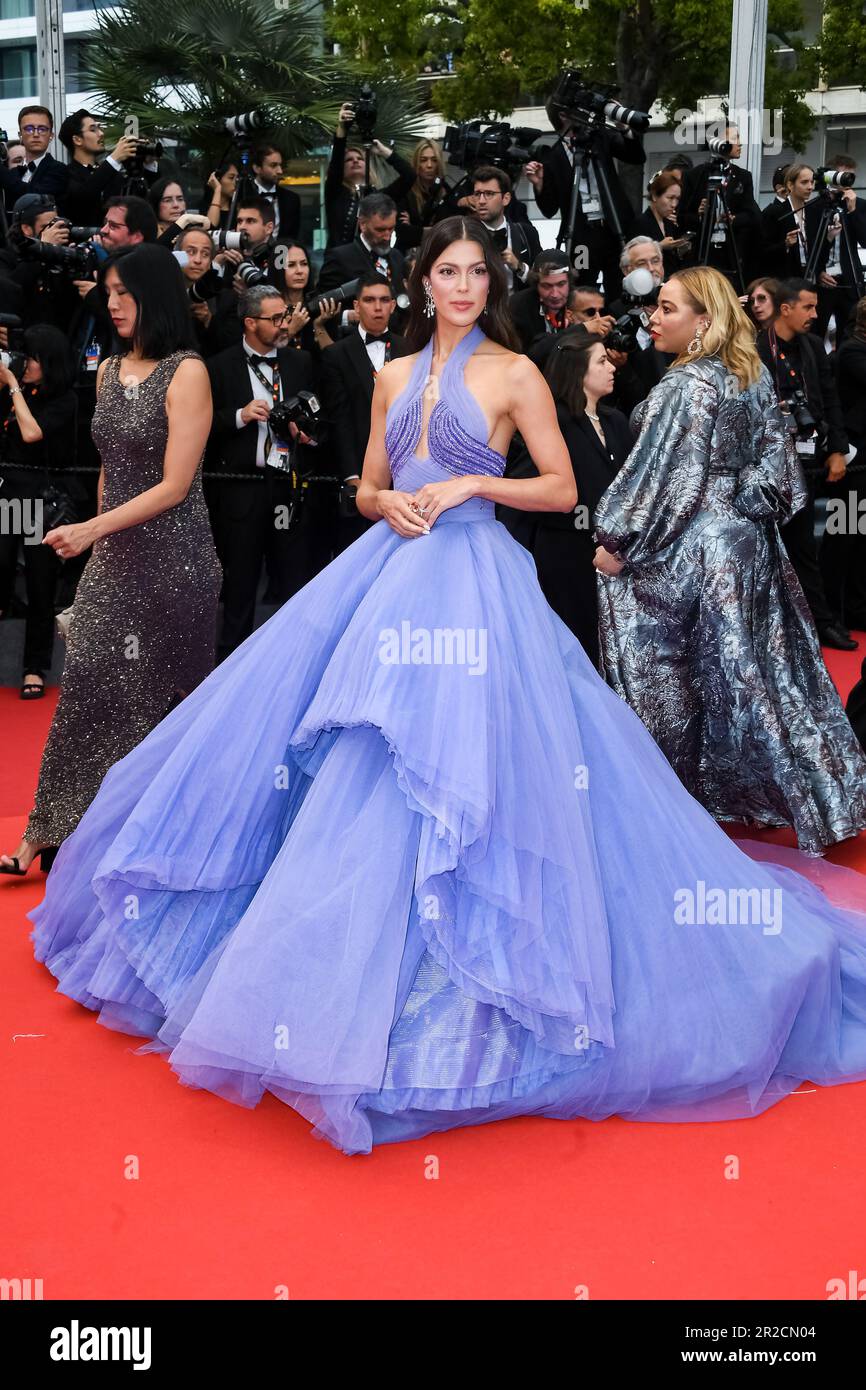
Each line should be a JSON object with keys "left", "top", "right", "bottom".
{"left": 594, "top": 355, "right": 866, "bottom": 854}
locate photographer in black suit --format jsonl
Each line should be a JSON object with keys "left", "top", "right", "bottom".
{"left": 57, "top": 110, "right": 157, "bottom": 228}
{"left": 317, "top": 193, "right": 408, "bottom": 331}
{"left": 467, "top": 165, "right": 542, "bottom": 292}
{"left": 0, "top": 106, "right": 69, "bottom": 215}
{"left": 205, "top": 284, "right": 315, "bottom": 661}
{"left": 325, "top": 102, "right": 416, "bottom": 248}
{"left": 509, "top": 250, "right": 572, "bottom": 353}
{"left": 318, "top": 271, "right": 412, "bottom": 544}
{"left": 679, "top": 125, "right": 761, "bottom": 290}
{"left": 251, "top": 144, "right": 301, "bottom": 240}
{"left": 524, "top": 102, "right": 643, "bottom": 299}
{"left": 756, "top": 278, "right": 854, "bottom": 650}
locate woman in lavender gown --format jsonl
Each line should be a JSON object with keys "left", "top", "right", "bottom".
{"left": 22, "top": 218, "right": 866, "bottom": 1156}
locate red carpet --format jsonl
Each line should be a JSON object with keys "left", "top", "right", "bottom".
{"left": 2, "top": 642, "right": 866, "bottom": 1301}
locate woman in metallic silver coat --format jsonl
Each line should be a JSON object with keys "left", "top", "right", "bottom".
{"left": 593, "top": 266, "right": 866, "bottom": 855}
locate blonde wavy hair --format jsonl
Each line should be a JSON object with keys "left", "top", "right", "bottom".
{"left": 668, "top": 266, "right": 762, "bottom": 389}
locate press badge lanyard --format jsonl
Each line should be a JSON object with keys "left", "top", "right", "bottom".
{"left": 248, "top": 356, "right": 283, "bottom": 466}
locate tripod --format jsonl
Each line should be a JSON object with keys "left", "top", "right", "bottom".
{"left": 804, "top": 192, "right": 866, "bottom": 300}
{"left": 225, "top": 139, "right": 262, "bottom": 230}
{"left": 556, "top": 118, "right": 628, "bottom": 275}
{"left": 695, "top": 160, "right": 746, "bottom": 295}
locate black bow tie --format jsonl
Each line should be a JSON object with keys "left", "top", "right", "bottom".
{"left": 26, "top": 161, "right": 37, "bottom": 174}
{"left": 364, "top": 333, "right": 388, "bottom": 345}
{"left": 248, "top": 353, "right": 276, "bottom": 367}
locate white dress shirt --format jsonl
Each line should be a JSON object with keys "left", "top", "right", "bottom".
{"left": 21, "top": 152, "right": 48, "bottom": 183}
{"left": 485, "top": 215, "right": 530, "bottom": 289}
{"left": 359, "top": 324, "right": 387, "bottom": 374}
{"left": 235, "top": 340, "right": 279, "bottom": 469}
{"left": 255, "top": 181, "right": 280, "bottom": 234}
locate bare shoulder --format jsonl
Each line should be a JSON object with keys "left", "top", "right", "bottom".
{"left": 168, "top": 354, "right": 210, "bottom": 393}
{"left": 375, "top": 352, "right": 416, "bottom": 406}
{"left": 479, "top": 339, "right": 539, "bottom": 379}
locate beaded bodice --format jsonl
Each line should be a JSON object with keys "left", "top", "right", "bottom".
{"left": 384, "top": 322, "right": 507, "bottom": 490}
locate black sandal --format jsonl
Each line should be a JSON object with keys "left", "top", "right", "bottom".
{"left": 20, "top": 675, "right": 45, "bottom": 701}
{"left": 0, "top": 847, "right": 57, "bottom": 876}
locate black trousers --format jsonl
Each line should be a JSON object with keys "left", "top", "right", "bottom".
{"left": 780, "top": 467, "right": 838, "bottom": 631}
{"left": 813, "top": 281, "right": 860, "bottom": 342}
{"left": 820, "top": 468, "right": 866, "bottom": 626}
{"left": 206, "top": 471, "right": 300, "bottom": 662}
{"left": 0, "top": 498, "right": 59, "bottom": 677}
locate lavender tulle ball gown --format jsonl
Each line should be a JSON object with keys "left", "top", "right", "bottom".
{"left": 28, "top": 323, "right": 866, "bottom": 1155}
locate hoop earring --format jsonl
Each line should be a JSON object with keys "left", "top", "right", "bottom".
{"left": 423, "top": 281, "right": 435, "bottom": 318}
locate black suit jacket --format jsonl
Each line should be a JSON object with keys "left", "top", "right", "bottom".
{"left": 254, "top": 184, "right": 301, "bottom": 241}
{"left": 533, "top": 129, "right": 643, "bottom": 247}
{"left": 317, "top": 238, "right": 407, "bottom": 299}
{"left": 317, "top": 328, "right": 411, "bottom": 480}
{"left": 0, "top": 152, "right": 70, "bottom": 215}
{"left": 760, "top": 196, "right": 803, "bottom": 279}
{"left": 680, "top": 160, "right": 761, "bottom": 278}
{"left": 756, "top": 327, "right": 848, "bottom": 457}
{"left": 805, "top": 195, "right": 866, "bottom": 291}
{"left": 542, "top": 405, "right": 632, "bottom": 531}
{"left": 835, "top": 331, "right": 866, "bottom": 446}
{"left": 509, "top": 285, "right": 560, "bottom": 353}
{"left": 63, "top": 157, "right": 125, "bottom": 228}
{"left": 496, "top": 402, "right": 630, "bottom": 541}
{"left": 206, "top": 342, "right": 314, "bottom": 476}
{"left": 485, "top": 217, "right": 542, "bottom": 283}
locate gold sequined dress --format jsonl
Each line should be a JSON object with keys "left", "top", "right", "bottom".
{"left": 25, "top": 350, "right": 222, "bottom": 845}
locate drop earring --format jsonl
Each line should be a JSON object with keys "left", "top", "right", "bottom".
{"left": 687, "top": 322, "right": 706, "bottom": 355}
{"left": 423, "top": 280, "right": 435, "bottom": 318}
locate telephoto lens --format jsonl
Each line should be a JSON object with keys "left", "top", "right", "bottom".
{"left": 236, "top": 261, "right": 269, "bottom": 288}
{"left": 210, "top": 228, "right": 250, "bottom": 252}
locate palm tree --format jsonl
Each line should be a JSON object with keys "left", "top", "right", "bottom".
{"left": 84, "top": 0, "right": 428, "bottom": 167}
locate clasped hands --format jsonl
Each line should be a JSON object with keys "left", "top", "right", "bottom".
{"left": 378, "top": 477, "right": 478, "bottom": 538}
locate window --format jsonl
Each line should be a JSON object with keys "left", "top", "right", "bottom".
{"left": 0, "top": 45, "right": 37, "bottom": 102}
{"left": 64, "top": 38, "right": 97, "bottom": 91}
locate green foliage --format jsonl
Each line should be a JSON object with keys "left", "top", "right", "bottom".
{"left": 819, "top": 0, "right": 866, "bottom": 85}
{"left": 327, "top": 0, "right": 828, "bottom": 150}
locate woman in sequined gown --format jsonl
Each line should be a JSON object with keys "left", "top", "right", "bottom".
{"left": 594, "top": 267, "right": 866, "bottom": 856}
{"left": 0, "top": 246, "right": 221, "bottom": 875}
{"left": 22, "top": 222, "right": 866, "bottom": 1156}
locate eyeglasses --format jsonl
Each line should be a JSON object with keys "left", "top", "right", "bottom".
{"left": 254, "top": 311, "right": 290, "bottom": 325}
{"left": 580, "top": 306, "right": 603, "bottom": 317}
{"left": 472, "top": 191, "right": 500, "bottom": 201}
{"left": 21, "top": 125, "right": 51, "bottom": 135}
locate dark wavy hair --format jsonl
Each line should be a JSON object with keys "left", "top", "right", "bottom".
{"left": 404, "top": 215, "right": 520, "bottom": 352}
{"left": 97, "top": 244, "right": 197, "bottom": 359}
{"left": 22, "top": 323, "right": 74, "bottom": 398}
{"left": 543, "top": 327, "right": 611, "bottom": 418}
